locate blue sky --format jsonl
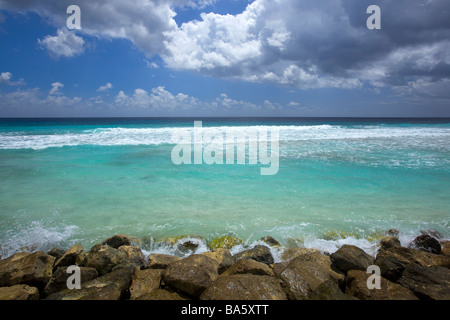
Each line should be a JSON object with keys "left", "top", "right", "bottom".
{"left": 0, "top": 0, "right": 449, "bottom": 117}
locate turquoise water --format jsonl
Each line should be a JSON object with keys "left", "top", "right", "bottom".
{"left": 0, "top": 118, "right": 449, "bottom": 258}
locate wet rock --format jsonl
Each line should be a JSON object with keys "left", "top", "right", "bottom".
{"left": 43, "top": 266, "right": 98, "bottom": 297}
{"left": 322, "top": 231, "right": 358, "bottom": 241}
{"left": 147, "top": 253, "right": 181, "bottom": 269}
{"left": 0, "top": 284, "right": 40, "bottom": 300}
{"left": 308, "top": 280, "right": 358, "bottom": 300}
{"left": 155, "top": 235, "right": 206, "bottom": 255}
{"left": 233, "top": 245, "right": 274, "bottom": 265}
{"left": 200, "top": 274, "right": 287, "bottom": 300}
{"left": 345, "top": 270, "right": 418, "bottom": 300}
{"left": 84, "top": 244, "right": 128, "bottom": 276}
{"left": 53, "top": 244, "right": 86, "bottom": 270}
{"left": 260, "top": 236, "right": 281, "bottom": 247}
{"left": 272, "top": 262, "right": 288, "bottom": 278}
{"left": 101, "top": 234, "right": 142, "bottom": 249}
{"left": 387, "top": 229, "right": 400, "bottom": 237}
{"left": 0, "top": 251, "right": 55, "bottom": 288}
{"left": 379, "top": 236, "right": 401, "bottom": 251}
{"left": 221, "top": 258, "right": 274, "bottom": 277}
{"left": 202, "top": 249, "right": 234, "bottom": 274}
{"left": 330, "top": 244, "right": 374, "bottom": 274}
{"left": 129, "top": 269, "right": 163, "bottom": 300}
{"left": 118, "top": 245, "right": 146, "bottom": 268}
{"left": 410, "top": 234, "right": 441, "bottom": 254}
{"left": 420, "top": 230, "right": 445, "bottom": 240}
{"left": 208, "top": 236, "right": 242, "bottom": 250}
{"left": 47, "top": 248, "right": 66, "bottom": 262}
{"left": 441, "top": 241, "right": 450, "bottom": 257}
{"left": 280, "top": 248, "right": 321, "bottom": 263}
{"left": 45, "top": 263, "right": 137, "bottom": 300}
{"left": 397, "top": 265, "right": 450, "bottom": 300}
{"left": 279, "top": 252, "right": 344, "bottom": 300}
{"left": 375, "top": 246, "right": 450, "bottom": 282}
{"left": 163, "top": 254, "right": 219, "bottom": 298}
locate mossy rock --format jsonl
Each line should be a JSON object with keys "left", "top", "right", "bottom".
{"left": 367, "top": 231, "right": 388, "bottom": 242}
{"left": 322, "top": 231, "right": 359, "bottom": 241}
{"left": 208, "top": 236, "right": 243, "bottom": 250}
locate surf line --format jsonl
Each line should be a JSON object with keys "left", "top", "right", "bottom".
{"left": 171, "top": 121, "right": 279, "bottom": 175}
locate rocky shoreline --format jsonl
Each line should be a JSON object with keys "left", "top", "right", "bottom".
{"left": 0, "top": 231, "right": 449, "bottom": 300}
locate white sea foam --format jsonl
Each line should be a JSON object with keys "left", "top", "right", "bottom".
{"left": 0, "top": 221, "right": 79, "bottom": 258}
{"left": 0, "top": 125, "right": 448, "bottom": 150}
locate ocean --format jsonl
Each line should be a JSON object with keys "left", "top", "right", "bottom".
{"left": 0, "top": 118, "right": 449, "bottom": 260}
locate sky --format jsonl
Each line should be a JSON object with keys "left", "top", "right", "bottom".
{"left": 0, "top": 0, "right": 449, "bottom": 117}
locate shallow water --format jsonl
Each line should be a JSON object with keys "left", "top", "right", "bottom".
{"left": 0, "top": 118, "right": 449, "bottom": 258}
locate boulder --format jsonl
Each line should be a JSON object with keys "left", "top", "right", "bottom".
{"left": 135, "top": 288, "right": 187, "bottom": 300}
{"left": 147, "top": 253, "right": 181, "bottom": 269}
{"left": 375, "top": 246, "right": 450, "bottom": 282}
{"left": 45, "top": 263, "right": 137, "bottom": 300}
{"left": 379, "top": 236, "right": 401, "bottom": 251}
{"left": 200, "top": 274, "right": 287, "bottom": 300}
{"left": 43, "top": 266, "right": 98, "bottom": 297}
{"left": 272, "top": 262, "right": 288, "bottom": 278}
{"left": 101, "top": 234, "right": 142, "bottom": 249}
{"left": 279, "top": 252, "right": 344, "bottom": 300}
{"left": 118, "top": 245, "right": 146, "bottom": 268}
{"left": 47, "top": 248, "right": 66, "bottom": 262}
{"left": 202, "top": 249, "right": 234, "bottom": 274}
{"left": 280, "top": 248, "right": 321, "bottom": 263}
{"left": 0, "top": 251, "right": 55, "bottom": 288}
{"left": 308, "top": 280, "right": 358, "bottom": 300}
{"left": 410, "top": 234, "right": 441, "bottom": 254}
{"left": 233, "top": 245, "right": 274, "bottom": 265}
{"left": 53, "top": 244, "right": 86, "bottom": 269}
{"left": 163, "top": 254, "right": 219, "bottom": 298}
{"left": 129, "top": 269, "right": 163, "bottom": 300}
{"left": 441, "top": 241, "right": 450, "bottom": 257}
{"left": 397, "top": 265, "right": 450, "bottom": 300}
{"left": 84, "top": 244, "right": 129, "bottom": 276}
{"left": 220, "top": 258, "right": 274, "bottom": 277}
{"left": 345, "top": 270, "right": 418, "bottom": 300}
{"left": 0, "top": 284, "right": 40, "bottom": 300}
{"left": 330, "top": 244, "right": 374, "bottom": 274}
{"left": 208, "top": 236, "right": 242, "bottom": 250}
